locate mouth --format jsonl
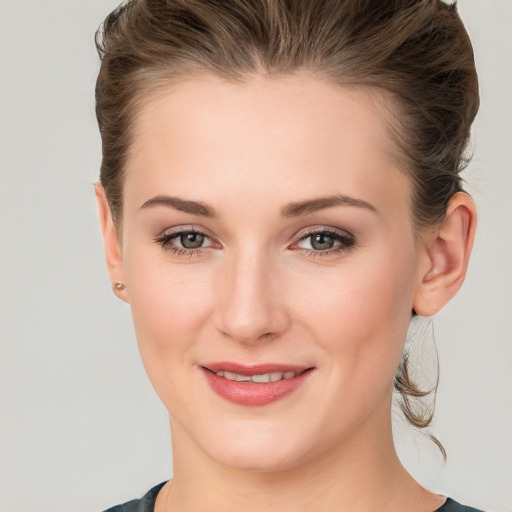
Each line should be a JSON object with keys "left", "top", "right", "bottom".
{"left": 210, "top": 369, "right": 301, "bottom": 382}
{"left": 200, "top": 362, "right": 315, "bottom": 406}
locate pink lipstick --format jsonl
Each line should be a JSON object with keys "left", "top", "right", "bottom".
{"left": 201, "top": 362, "right": 314, "bottom": 406}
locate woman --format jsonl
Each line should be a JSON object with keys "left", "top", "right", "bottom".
{"left": 95, "top": 0, "right": 482, "bottom": 510}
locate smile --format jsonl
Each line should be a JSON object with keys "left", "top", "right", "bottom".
{"left": 213, "top": 370, "right": 300, "bottom": 382}
{"left": 201, "top": 363, "right": 314, "bottom": 406}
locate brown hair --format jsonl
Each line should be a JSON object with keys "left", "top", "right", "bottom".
{"left": 95, "top": 0, "right": 479, "bottom": 446}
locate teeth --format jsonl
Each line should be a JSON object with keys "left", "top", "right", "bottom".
{"left": 251, "top": 373, "right": 270, "bottom": 383}
{"left": 215, "top": 370, "right": 298, "bottom": 382}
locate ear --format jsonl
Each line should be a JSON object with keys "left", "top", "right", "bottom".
{"left": 95, "top": 184, "right": 129, "bottom": 303}
{"left": 413, "top": 192, "right": 477, "bottom": 317}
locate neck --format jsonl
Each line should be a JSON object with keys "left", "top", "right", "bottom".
{"left": 159, "top": 406, "right": 444, "bottom": 512}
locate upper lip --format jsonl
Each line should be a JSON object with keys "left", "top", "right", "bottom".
{"left": 202, "top": 361, "right": 312, "bottom": 376}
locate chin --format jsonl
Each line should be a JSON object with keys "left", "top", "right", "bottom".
{"left": 199, "top": 422, "right": 309, "bottom": 473}
{"left": 212, "top": 445, "right": 302, "bottom": 473}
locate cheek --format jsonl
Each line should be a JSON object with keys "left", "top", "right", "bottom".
{"left": 124, "top": 249, "right": 214, "bottom": 394}
{"left": 294, "top": 246, "right": 417, "bottom": 380}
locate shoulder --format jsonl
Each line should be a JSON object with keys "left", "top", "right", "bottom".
{"left": 102, "top": 482, "right": 167, "bottom": 512}
{"left": 436, "top": 497, "right": 487, "bottom": 512}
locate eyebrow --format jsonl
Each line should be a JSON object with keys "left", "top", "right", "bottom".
{"left": 140, "top": 195, "right": 216, "bottom": 217}
{"left": 280, "top": 194, "right": 377, "bottom": 218}
{"left": 139, "top": 193, "right": 377, "bottom": 218}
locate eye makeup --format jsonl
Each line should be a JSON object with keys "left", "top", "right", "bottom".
{"left": 292, "top": 227, "right": 355, "bottom": 258}
{"left": 154, "top": 225, "right": 355, "bottom": 259}
{"left": 154, "top": 227, "right": 218, "bottom": 257}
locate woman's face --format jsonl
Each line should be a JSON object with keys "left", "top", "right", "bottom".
{"left": 117, "top": 74, "right": 426, "bottom": 471}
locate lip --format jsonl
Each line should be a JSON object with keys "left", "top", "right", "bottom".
{"left": 203, "top": 361, "right": 310, "bottom": 376}
{"left": 201, "top": 361, "right": 315, "bottom": 406}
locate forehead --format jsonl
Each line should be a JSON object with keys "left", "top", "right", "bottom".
{"left": 125, "top": 73, "right": 410, "bottom": 217}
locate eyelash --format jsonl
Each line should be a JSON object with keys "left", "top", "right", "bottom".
{"left": 154, "top": 227, "right": 355, "bottom": 258}
{"left": 154, "top": 228, "right": 214, "bottom": 258}
{"left": 293, "top": 228, "right": 355, "bottom": 257}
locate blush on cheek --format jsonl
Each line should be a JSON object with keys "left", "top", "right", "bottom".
{"left": 126, "top": 258, "right": 215, "bottom": 393}
{"left": 301, "top": 255, "right": 414, "bottom": 374}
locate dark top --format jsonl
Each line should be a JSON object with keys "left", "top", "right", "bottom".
{"left": 102, "top": 481, "right": 485, "bottom": 512}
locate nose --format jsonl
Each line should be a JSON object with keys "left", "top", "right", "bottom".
{"left": 214, "top": 249, "right": 290, "bottom": 345}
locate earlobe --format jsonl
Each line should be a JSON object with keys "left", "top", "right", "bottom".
{"left": 95, "top": 184, "right": 129, "bottom": 303}
{"left": 413, "top": 192, "right": 477, "bottom": 317}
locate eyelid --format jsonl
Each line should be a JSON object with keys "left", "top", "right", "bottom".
{"left": 154, "top": 225, "right": 222, "bottom": 253}
{"left": 154, "top": 224, "right": 354, "bottom": 257}
{"left": 155, "top": 224, "right": 218, "bottom": 240}
{"left": 293, "top": 225, "right": 354, "bottom": 243}
{"left": 289, "top": 226, "right": 355, "bottom": 255}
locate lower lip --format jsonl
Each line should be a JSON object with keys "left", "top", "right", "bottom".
{"left": 201, "top": 368, "right": 313, "bottom": 406}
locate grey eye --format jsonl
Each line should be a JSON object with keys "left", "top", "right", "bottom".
{"left": 180, "top": 232, "right": 206, "bottom": 249}
{"left": 310, "top": 233, "right": 336, "bottom": 250}
{"left": 296, "top": 229, "right": 354, "bottom": 253}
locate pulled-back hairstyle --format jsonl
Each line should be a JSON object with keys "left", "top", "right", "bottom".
{"left": 95, "top": 0, "right": 479, "bottom": 449}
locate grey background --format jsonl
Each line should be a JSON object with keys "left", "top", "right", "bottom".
{"left": 0, "top": 1, "right": 511, "bottom": 511}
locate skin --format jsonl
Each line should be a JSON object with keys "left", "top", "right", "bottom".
{"left": 97, "top": 73, "right": 476, "bottom": 511}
